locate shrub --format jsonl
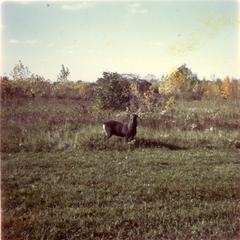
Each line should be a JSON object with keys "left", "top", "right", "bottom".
{"left": 96, "top": 72, "right": 131, "bottom": 110}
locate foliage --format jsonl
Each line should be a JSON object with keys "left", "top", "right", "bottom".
{"left": 0, "top": 78, "right": 97, "bottom": 101}
{"left": 78, "top": 82, "right": 96, "bottom": 101}
{"left": 230, "top": 79, "right": 240, "bottom": 100}
{"left": 191, "top": 81, "right": 204, "bottom": 100}
{"left": 57, "top": 64, "right": 70, "bottom": 82}
{"left": 10, "top": 60, "right": 31, "bottom": 81}
{"left": 164, "top": 96, "right": 175, "bottom": 111}
{"left": 30, "top": 73, "right": 46, "bottom": 82}
{"left": 159, "top": 64, "right": 199, "bottom": 99}
{"left": 2, "top": 62, "right": 240, "bottom": 113}
{"left": 29, "top": 80, "right": 52, "bottom": 97}
{"left": 202, "top": 80, "right": 221, "bottom": 100}
{"left": 96, "top": 72, "right": 131, "bottom": 110}
{"left": 143, "top": 86, "right": 162, "bottom": 111}
{"left": 129, "top": 79, "right": 157, "bottom": 111}
{"left": 131, "top": 79, "right": 152, "bottom": 97}
{"left": 130, "top": 80, "right": 139, "bottom": 97}
{"left": 220, "top": 77, "right": 232, "bottom": 100}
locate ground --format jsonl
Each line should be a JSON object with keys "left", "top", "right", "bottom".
{"left": 2, "top": 147, "right": 240, "bottom": 240}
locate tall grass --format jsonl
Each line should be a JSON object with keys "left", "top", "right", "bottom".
{"left": 1, "top": 97, "right": 240, "bottom": 153}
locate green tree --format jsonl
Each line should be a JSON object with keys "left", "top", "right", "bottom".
{"left": 57, "top": 64, "right": 70, "bottom": 82}
{"left": 96, "top": 72, "right": 131, "bottom": 110}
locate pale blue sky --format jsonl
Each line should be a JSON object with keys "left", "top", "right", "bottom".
{"left": 1, "top": 1, "right": 239, "bottom": 81}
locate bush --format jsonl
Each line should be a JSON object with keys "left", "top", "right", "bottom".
{"left": 96, "top": 72, "right": 131, "bottom": 110}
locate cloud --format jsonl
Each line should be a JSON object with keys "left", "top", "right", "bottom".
{"left": 168, "top": 16, "right": 239, "bottom": 55}
{"left": 127, "top": 3, "right": 148, "bottom": 15}
{"left": 25, "top": 39, "right": 38, "bottom": 45}
{"left": 9, "top": 39, "right": 20, "bottom": 44}
{"left": 9, "top": 39, "right": 38, "bottom": 45}
{"left": 61, "top": 2, "right": 93, "bottom": 11}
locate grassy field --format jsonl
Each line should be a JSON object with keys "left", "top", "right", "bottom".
{"left": 2, "top": 148, "right": 240, "bottom": 239}
{"left": 1, "top": 97, "right": 240, "bottom": 239}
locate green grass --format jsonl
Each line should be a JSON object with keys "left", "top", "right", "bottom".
{"left": 2, "top": 97, "right": 240, "bottom": 239}
{"left": 2, "top": 148, "right": 240, "bottom": 240}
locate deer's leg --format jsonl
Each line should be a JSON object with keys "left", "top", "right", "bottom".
{"left": 128, "top": 134, "right": 134, "bottom": 142}
{"left": 104, "top": 133, "right": 112, "bottom": 140}
{"left": 125, "top": 134, "right": 133, "bottom": 143}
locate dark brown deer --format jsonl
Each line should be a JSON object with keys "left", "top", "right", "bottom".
{"left": 103, "top": 114, "right": 139, "bottom": 142}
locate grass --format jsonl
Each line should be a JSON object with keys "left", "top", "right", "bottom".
{"left": 1, "top": 97, "right": 240, "bottom": 239}
{"left": 2, "top": 148, "right": 240, "bottom": 239}
{"left": 2, "top": 98, "right": 240, "bottom": 153}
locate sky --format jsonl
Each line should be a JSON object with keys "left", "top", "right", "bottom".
{"left": 1, "top": 0, "right": 240, "bottom": 82}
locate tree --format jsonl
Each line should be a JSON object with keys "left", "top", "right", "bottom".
{"left": 220, "top": 77, "right": 231, "bottom": 99}
{"left": 159, "top": 64, "right": 199, "bottom": 99}
{"left": 57, "top": 64, "right": 70, "bottom": 82}
{"left": 78, "top": 82, "right": 96, "bottom": 101}
{"left": 30, "top": 73, "right": 45, "bottom": 81}
{"left": 96, "top": 72, "right": 131, "bottom": 110}
{"left": 230, "top": 79, "right": 240, "bottom": 100}
{"left": 10, "top": 60, "right": 31, "bottom": 80}
{"left": 130, "top": 79, "right": 151, "bottom": 97}
{"left": 202, "top": 80, "right": 221, "bottom": 99}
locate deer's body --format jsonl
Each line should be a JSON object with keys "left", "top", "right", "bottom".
{"left": 103, "top": 114, "right": 138, "bottom": 142}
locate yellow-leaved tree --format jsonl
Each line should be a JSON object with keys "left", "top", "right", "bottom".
{"left": 159, "top": 64, "right": 199, "bottom": 99}
{"left": 220, "top": 77, "right": 231, "bottom": 99}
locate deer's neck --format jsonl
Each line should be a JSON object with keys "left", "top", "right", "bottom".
{"left": 128, "top": 119, "right": 137, "bottom": 130}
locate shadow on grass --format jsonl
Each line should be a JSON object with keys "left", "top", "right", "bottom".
{"left": 133, "top": 138, "right": 188, "bottom": 150}
{"left": 83, "top": 136, "right": 188, "bottom": 151}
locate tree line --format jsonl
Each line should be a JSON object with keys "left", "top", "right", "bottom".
{"left": 1, "top": 61, "right": 240, "bottom": 111}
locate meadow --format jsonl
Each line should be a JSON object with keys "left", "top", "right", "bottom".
{"left": 1, "top": 97, "right": 240, "bottom": 239}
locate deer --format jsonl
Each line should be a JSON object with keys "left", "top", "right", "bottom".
{"left": 102, "top": 113, "right": 139, "bottom": 142}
